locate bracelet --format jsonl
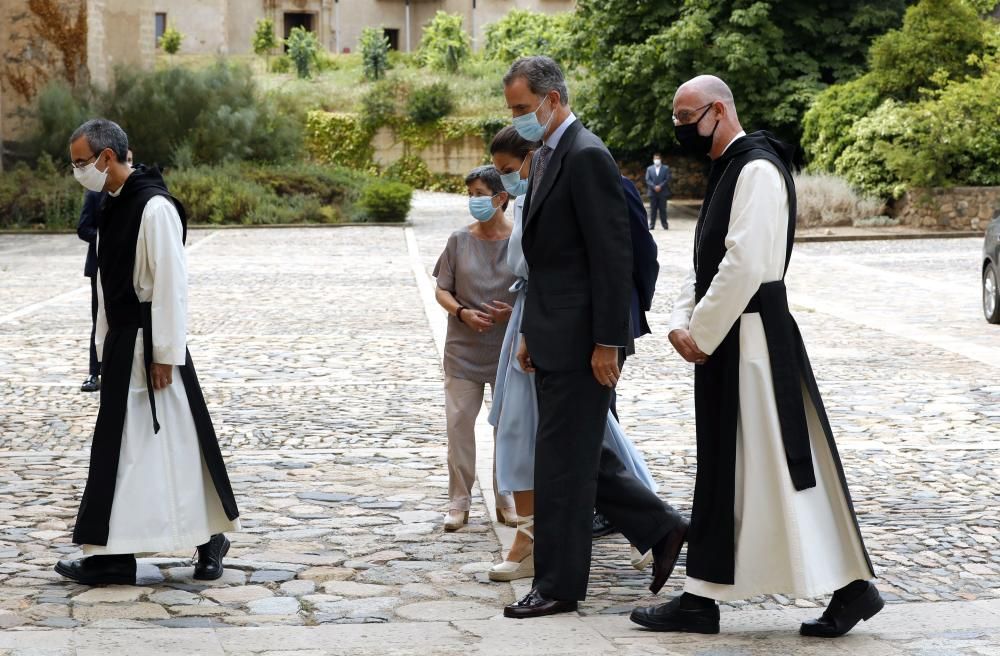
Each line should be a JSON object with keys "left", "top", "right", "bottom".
{"left": 456, "top": 306, "right": 466, "bottom": 323}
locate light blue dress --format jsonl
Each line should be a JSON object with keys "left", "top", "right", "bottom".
{"left": 490, "top": 196, "right": 658, "bottom": 495}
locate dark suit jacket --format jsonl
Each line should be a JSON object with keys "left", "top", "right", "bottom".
{"left": 521, "top": 119, "right": 633, "bottom": 372}
{"left": 645, "top": 164, "right": 672, "bottom": 198}
{"left": 621, "top": 176, "right": 658, "bottom": 339}
{"left": 77, "top": 190, "right": 105, "bottom": 277}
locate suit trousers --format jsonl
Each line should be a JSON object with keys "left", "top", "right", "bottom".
{"left": 533, "top": 366, "right": 683, "bottom": 600}
{"left": 88, "top": 274, "right": 100, "bottom": 376}
{"left": 648, "top": 196, "right": 668, "bottom": 228}
{"left": 444, "top": 375, "right": 515, "bottom": 513}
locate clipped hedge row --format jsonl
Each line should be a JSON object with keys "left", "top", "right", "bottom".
{"left": 0, "top": 160, "right": 413, "bottom": 229}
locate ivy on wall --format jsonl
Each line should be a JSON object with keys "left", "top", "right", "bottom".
{"left": 305, "top": 110, "right": 506, "bottom": 193}
{"left": 3, "top": 0, "right": 88, "bottom": 100}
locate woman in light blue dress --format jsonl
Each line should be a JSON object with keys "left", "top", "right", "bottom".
{"left": 486, "top": 127, "right": 658, "bottom": 582}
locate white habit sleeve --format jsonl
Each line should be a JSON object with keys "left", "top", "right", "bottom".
{"left": 668, "top": 266, "right": 697, "bottom": 333}
{"left": 95, "top": 259, "right": 108, "bottom": 363}
{"left": 138, "top": 196, "right": 188, "bottom": 366}
{"left": 688, "top": 160, "right": 785, "bottom": 355}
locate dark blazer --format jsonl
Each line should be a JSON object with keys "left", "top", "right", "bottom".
{"left": 645, "top": 163, "right": 672, "bottom": 198}
{"left": 77, "top": 190, "right": 105, "bottom": 277}
{"left": 621, "top": 176, "right": 658, "bottom": 338}
{"left": 521, "top": 119, "right": 633, "bottom": 372}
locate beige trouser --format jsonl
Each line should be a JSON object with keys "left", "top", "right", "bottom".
{"left": 444, "top": 375, "right": 515, "bottom": 512}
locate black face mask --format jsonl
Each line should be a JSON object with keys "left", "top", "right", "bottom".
{"left": 674, "top": 104, "right": 719, "bottom": 158}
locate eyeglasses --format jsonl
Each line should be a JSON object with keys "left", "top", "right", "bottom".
{"left": 70, "top": 151, "right": 99, "bottom": 169}
{"left": 672, "top": 102, "right": 715, "bottom": 126}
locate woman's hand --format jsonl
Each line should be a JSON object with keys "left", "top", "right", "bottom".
{"left": 463, "top": 309, "right": 495, "bottom": 333}
{"left": 482, "top": 301, "right": 513, "bottom": 324}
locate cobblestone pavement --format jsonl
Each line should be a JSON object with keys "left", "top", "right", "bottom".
{"left": 1, "top": 191, "right": 999, "bottom": 654}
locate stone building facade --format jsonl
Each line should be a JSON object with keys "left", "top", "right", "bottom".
{"left": 152, "top": 0, "right": 575, "bottom": 56}
{"left": 0, "top": 0, "right": 152, "bottom": 162}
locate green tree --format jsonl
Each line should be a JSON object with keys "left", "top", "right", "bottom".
{"left": 571, "top": 0, "right": 908, "bottom": 158}
{"left": 286, "top": 26, "right": 320, "bottom": 79}
{"left": 483, "top": 9, "right": 574, "bottom": 64}
{"left": 419, "top": 11, "right": 471, "bottom": 73}
{"left": 359, "top": 27, "right": 391, "bottom": 81}
{"left": 867, "top": 0, "right": 986, "bottom": 101}
{"left": 803, "top": 0, "right": 996, "bottom": 195}
{"left": 252, "top": 18, "right": 279, "bottom": 70}
{"left": 159, "top": 24, "right": 183, "bottom": 58}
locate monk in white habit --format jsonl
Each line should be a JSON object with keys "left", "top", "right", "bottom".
{"left": 56, "top": 119, "right": 240, "bottom": 585}
{"left": 630, "top": 77, "right": 882, "bottom": 637}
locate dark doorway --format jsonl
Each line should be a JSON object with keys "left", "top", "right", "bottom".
{"left": 384, "top": 28, "right": 400, "bottom": 51}
{"left": 283, "top": 12, "right": 315, "bottom": 45}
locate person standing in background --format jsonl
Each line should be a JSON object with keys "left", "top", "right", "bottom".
{"left": 645, "top": 153, "right": 671, "bottom": 230}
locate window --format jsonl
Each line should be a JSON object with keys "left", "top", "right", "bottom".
{"left": 283, "top": 12, "right": 314, "bottom": 44}
{"left": 383, "top": 28, "right": 400, "bottom": 51}
{"left": 155, "top": 12, "right": 167, "bottom": 47}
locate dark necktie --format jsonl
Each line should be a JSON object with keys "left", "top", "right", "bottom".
{"left": 531, "top": 145, "right": 554, "bottom": 195}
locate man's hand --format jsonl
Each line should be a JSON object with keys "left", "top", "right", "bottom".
{"left": 150, "top": 363, "right": 173, "bottom": 390}
{"left": 482, "top": 301, "right": 513, "bottom": 324}
{"left": 654, "top": 185, "right": 662, "bottom": 193}
{"left": 462, "top": 309, "right": 494, "bottom": 333}
{"left": 591, "top": 344, "right": 620, "bottom": 388}
{"left": 668, "top": 329, "right": 708, "bottom": 365}
{"left": 516, "top": 337, "right": 535, "bottom": 373}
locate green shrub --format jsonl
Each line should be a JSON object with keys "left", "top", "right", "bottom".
{"left": 483, "top": 9, "right": 574, "bottom": 63}
{"left": 360, "top": 27, "right": 391, "bottom": 81}
{"left": 802, "top": 75, "right": 882, "bottom": 174}
{"left": 26, "top": 81, "right": 95, "bottom": 166}
{"left": 406, "top": 82, "right": 454, "bottom": 124}
{"left": 867, "top": 0, "right": 986, "bottom": 101}
{"left": 359, "top": 78, "right": 404, "bottom": 130}
{"left": 286, "top": 26, "right": 320, "bottom": 79}
{"left": 83, "top": 62, "right": 301, "bottom": 167}
{"left": 159, "top": 25, "right": 183, "bottom": 55}
{"left": 833, "top": 100, "right": 911, "bottom": 199}
{"left": 305, "top": 111, "right": 375, "bottom": 169}
{"left": 419, "top": 12, "right": 471, "bottom": 73}
{"left": 0, "top": 157, "right": 83, "bottom": 230}
{"left": 358, "top": 180, "right": 413, "bottom": 222}
{"left": 252, "top": 18, "right": 279, "bottom": 67}
{"left": 269, "top": 55, "right": 292, "bottom": 73}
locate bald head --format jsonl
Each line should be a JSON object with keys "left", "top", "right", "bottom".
{"left": 674, "top": 75, "right": 735, "bottom": 110}
{"left": 672, "top": 74, "right": 743, "bottom": 160}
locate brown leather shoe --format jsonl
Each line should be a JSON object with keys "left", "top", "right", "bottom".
{"left": 649, "top": 519, "right": 688, "bottom": 594}
{"left": 503, "top": 589, "right": 578, "bottom": 619}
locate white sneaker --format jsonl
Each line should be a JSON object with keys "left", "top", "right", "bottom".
{"left": 489, "top": 515, "right": 534, "bottom": 582}
{"left": 630, "top": 545, "right": 653, "bottom": 571}
{"left": 443, "top": 509, "right": 468, "bottom": 532}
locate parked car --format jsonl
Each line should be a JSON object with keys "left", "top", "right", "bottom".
{"left": 983, "top": 211, "right": 1000, "bottom": 323}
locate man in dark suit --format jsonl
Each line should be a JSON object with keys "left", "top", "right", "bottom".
{"left": 501, "top": 56, "right": 687, "bottom": 619}
{"left": 77, "top": 189, "right": 104, "bottom": 392}
{"left": 76, "top": 148, "right": 131, "bottom": 392}
{"left": 645, "top": 153, "right": 671, "bottom": 230}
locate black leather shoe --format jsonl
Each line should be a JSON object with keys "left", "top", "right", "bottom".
{"left": 193, "top": 533, "right": 230, "bottom": 581}
{"left": 649, "top": 519, "right": 688, "bottom": 594}
{"left": 800, "top": 581, "right": 884, "bottom": 637}
{"left": 592, "top": 512, "right": 618, "bottom": 539}
{"left": 81, "top": 375, "right": 100, "bottom": 392}
{"left": 54, "top": 554, "right": 136, "bottom": 585}
{"left": 504, "top": 589, "right": 578, "bottom": 619}
{"left": 630, "top": 596, "right": 720, "bottom": 633}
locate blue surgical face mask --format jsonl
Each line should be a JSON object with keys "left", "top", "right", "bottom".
{"left": 512, "top": 97, "right": 554, "bottom": 142}
{"left": 499, "top": 167, "right": 529, "bottom": 197}
{"left": 469, "top": 194, "right": 499, "bottom": 222}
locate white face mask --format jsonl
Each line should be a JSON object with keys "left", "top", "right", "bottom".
{"left": 73, "top": 153, "right": 109, "bottom": 193}
{"left": 653, "top": 158, "right": 661, "bottom": 166}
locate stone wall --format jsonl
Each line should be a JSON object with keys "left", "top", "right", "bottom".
{"left": 893, "top": 187, "right": 1000, "bottom": 232}
{"left": 372, "top": 127, "right": 485, "bottom": 174}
